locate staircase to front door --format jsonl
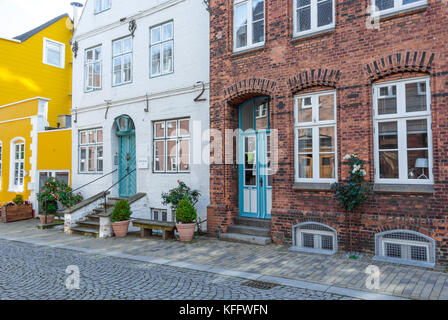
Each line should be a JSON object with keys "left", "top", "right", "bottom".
{"left": 219, "top": 217, "right": 271, "bottom": 245}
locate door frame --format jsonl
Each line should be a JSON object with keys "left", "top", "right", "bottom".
{"left": 238, "top": 97, "right": 271, "bottom": 220}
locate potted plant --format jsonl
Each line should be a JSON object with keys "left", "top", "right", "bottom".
{"left": 1, "top": 195, "right": 33, "bottom": 223}
{"left": 161, "top": 180, "right": 200, "bottom": 211}
{"left": 111, "top": 199, "right": 132, "bottom": 238}
{"left": 175, "top": 196, "right": 197, "bottom": 242}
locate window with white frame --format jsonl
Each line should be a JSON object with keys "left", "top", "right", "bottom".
{"left": 371, "top": 0, "right": 427, "bottom": 16}
{"left": 85, "top": 46, "right": 102, "bottom": 92}
{"left": 293, "top": 222, "right": 337, "bottom": 254}
{"left": 153, "top": 119, "right": 190, "bottom": 173}
{"left": 43, "top": 38, "right": 65, "bottom": 68}
{"left": 95, "top": 0, "right": 111, "bottom": 13}
{"left": 293, "top": 0, "right": 335, "bottom": 37}
{"left": 233, "top": 0, "right": 265, "bottom": 51}
{"left": 79, "top": 129, "right": 103, "bottom": 173}
{"left": 112, "top": 37, "right": 132, "bottom": 86}
{"left": 373, "top": 77, "right": 432, "bottom": 184}
{"left": 12, "top": 141, "right": 25, "bottom": 189}
{"left": 295, "top": 91, "right": 337, "bottom": 182}
{"left": 151, "top": 208, "right": 168, "bottom": 222}
{"left": 375, "top": 230, "right": 435, "bottom": 267}
{"left": 150, "top": 21, "right": 174, "bottom": 77}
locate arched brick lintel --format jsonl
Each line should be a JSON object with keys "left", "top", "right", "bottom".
{"left": 288, "top": 68, "right": 341, "bottom": 94}
{"left": 366, "top": 51, "right": 435, "bottom": 82}
{"left": 223, "top": 78, "right": 277, "bottom": 105}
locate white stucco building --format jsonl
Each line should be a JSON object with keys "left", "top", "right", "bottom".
{"left": 70, "top": 0, "right": 210, "bottom": 228}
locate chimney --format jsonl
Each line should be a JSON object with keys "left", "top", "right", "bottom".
{"left": 70, "top": 2, "right": 84, "bottom": 29}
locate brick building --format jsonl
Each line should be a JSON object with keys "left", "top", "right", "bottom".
{"left": 207, "top": 0, "right": 448, "bottom": 267}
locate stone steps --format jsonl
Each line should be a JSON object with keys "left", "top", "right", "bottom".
{"left": 233, "top": 217, "right": 271, "bottom": 229}
{"left": 227, "top": 224, "right": 271, "bottom": 237}
{"left": 71, "top": 226, "right": 99, "bottom": 237}
{"left": 77, "top": 220, "right": 100, "bottom": 228}
{"left": 219, "top": 232, "right": 272, "bottom": 245}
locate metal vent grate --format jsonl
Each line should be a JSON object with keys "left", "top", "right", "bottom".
{"left": 241, "top": 280, "right": 279, "bottom": 290}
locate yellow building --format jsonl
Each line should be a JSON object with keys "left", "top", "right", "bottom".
{"left": 0, "top": 14, "right": 73, "bottom": 211}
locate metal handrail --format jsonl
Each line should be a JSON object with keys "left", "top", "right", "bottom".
{"left": 72, "top": 169, "right": 118, "bottom": 192}
{"left": 101, "top": 168, "right": 137, "bottom": 215}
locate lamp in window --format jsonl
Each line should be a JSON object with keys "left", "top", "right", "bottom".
{"left": 415, "top": 158, "right": 429, "bottom": 179}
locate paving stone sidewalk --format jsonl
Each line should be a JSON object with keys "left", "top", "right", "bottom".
{"left": 1, "top": 219, "right": 447, "bottom": 300}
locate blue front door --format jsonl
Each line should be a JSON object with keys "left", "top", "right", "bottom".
{"left": 239, "top": 97, "right": 272, "bottom": 220}
{"left": 116, "top": 116, "right": 137, "bottom": 198}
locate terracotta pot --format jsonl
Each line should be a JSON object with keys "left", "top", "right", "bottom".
{"left": 39, "top": 214, "right": 55, "bottom": 224}
{"left": 112, "top": 220, "right": 130, "bottom": 238}
{"left": 176, "top": 223, "right": 196, "bottom": 242}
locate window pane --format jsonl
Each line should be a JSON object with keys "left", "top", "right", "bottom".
{"left": 88, "top": 147, "right": 95, "bottom": 171}
{"left": 113, "top": 57, "right": 122, "bottom": 84}
{"left": 55, "top": 172, "right": 69, "bottom": 185}
{"left": 123, "top": 38, "right": 132, "bottom": 53}
{"left": 123, "top": 54, "right": 132, "bottom": 82}
{"left": 406, "top": 82, "right": 427, "bottom": 112}
{"left": 80, "top": 131, "right": 87, "bottom": 144}
{"left": 252, "top": 20, "right": 264, "bottom": 44}
{"left": 113, "top": 40, "right": 122, "bottom": 56}
{"left": 86, "top": 49, "right": 93, "bottom": 61}
{"left": 97, "top": 130, "right": 103, "bottom": 143}
{"left": 151, "top": 26, "right": 161, "bottom": 44}
{"left": 319, "top": 94, "right": 334, "bottom": 121}
{"left": 151, "top": 45, "right": 161, "bottom": 75}
{"left": 320, "top": 154, "right": 334, "bottom": 179}
{"left": 255, "top": 100, "right": 269, "bottom": 130}
{"left": 97, "top": 146, "right": 103, "bottom": 172}
{"left": 298, "top": 154, "right": 313, "bottom": 178}
{"left": 319, "top": 127, "right": 334, "bottom": 152}
{"left": 386, "top": 242, "right": 401, "bottom": 258}
{"left": 80, "top": 147, "right": 86, "bottom": 172}
{"left": 179, "top": 119, "right": 190, "bottom": 136}
{"left": 252, "top": 0, "right": 264, "bottom": 21}
{"left": 95, "top": 47, "right": 101, "bottom": 60}
{"left": 167, "top": 140, "right": 177, "bottom": 172}
{"left": 252, "top": 0, "right": 264, "bottom": 43}
{"left": 317, "top": 0, "right": 333, "bottom": 27}
{"left": 302, "top": 233, "right": 315, "bottom": 248}
{"left": 235, "top": 3, "right": 247, "bottom": 48}
{"left": 93, "top": 63, "right": 101, "bottom": 87}
{"left": 411, "top": 246, "right": 427, "bottom": 261}
{"left": 155, "top": 141, "right": 165, "bottom": 171}
{"left": 408, "top": 150, "right": 428, "bottom": 179}
{"left": 297, "top": 7, "right": 311, "bottom": 32}
{"left": 155, "top": 122, "right": 165, "bottom": 138}
{"left": 321, "top": 235, "right": 333, "bottom": 250}
{"left": 298, "top": 128, "right": 313, "bottom": 153}
{"left": 378, "top": 85, "right": 397, "bottom": 115}
{"left": 297, "top": 97, "right": 312, "bottom": 123}
{"left": 167, "top": 120, "right": 177, "bottom": 137}
{"left": 407, "top": 119, "right": 427, "bottom": 149}
{"left": 379, "top": 121, "right": 398, "bottom": 149}
{"left": 379, "top": 151, "right": 399, "bottom": 178}
{"left": 245, "top": 169, "right": 256, "bottom": 186}
{"left": 162, "top": 22, "right": 173, "bottom": 41}
{"left": 241, "top": 102, "right": 254, "bottom": 131}
{"left": 88, "top": 130, "right": 95, "bottom": 143}
{"left": 162, "top": 41, "right": 173, "bottom": 73}
{"left": 46, "top": 43, "right": 61, "bottom": 66}
{"left": 375, "top": 0, "right": 394, "bottom": 11}
{"left": 245, "top": 136, "right": 256, "bottom": 185}
{"left": 179, "top": 139, "right": 190, "bottom": 171}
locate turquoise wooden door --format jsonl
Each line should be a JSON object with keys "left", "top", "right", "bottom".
{"left": 116, "top": 116, "right": 137, "bottom": 198}
{"left": 239, "top": 97, "right": 272, "bottom": 220}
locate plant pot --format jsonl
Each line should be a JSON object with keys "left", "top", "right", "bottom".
{"left": 39, "top": 214, "right": 55, "bottom": 224}
{"left": 176, "top": 223, "right": 196, "bottom": 242}
{"left": 112, "top": 220, "right": 130, "bottom": 238}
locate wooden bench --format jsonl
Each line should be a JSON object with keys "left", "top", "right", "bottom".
{"left": 132, "top": 219, "right": 176, "bottom": 240}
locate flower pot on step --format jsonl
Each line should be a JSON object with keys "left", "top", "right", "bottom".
{"left": 39, "top": 214, "right": 55, "bottom": 224}
{"left": 176, "top": 223, "right": 196, "bottom": 242}
{"left": 112, "top": 220, "right": 130, "bottom": 238}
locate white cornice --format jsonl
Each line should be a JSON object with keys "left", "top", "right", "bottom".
{"left": 0, "top": 97, "right": 51, "bottom": 109}
{"left": 73, "top": 0, "right": 186, "bottom": 41}
{"left": 0, "top": 37, "right": 21, "bottom": 43}
{"left": 72, "top": 81, "right": 210, "bottom": 114}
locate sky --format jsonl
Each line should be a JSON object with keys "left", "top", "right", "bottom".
{"left": 0, "top": 0, "right": 86, "bottom": 39}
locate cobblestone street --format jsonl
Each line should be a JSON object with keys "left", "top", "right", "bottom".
{"left": 0, "top": 239, "right": 351, "bottom": 300}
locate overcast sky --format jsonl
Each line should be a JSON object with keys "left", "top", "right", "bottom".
{"left": 0, "top": 0, "right": 86, "bottom": 38}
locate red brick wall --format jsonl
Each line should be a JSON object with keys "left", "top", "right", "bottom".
{"left": 208, "top": 0, "right": 448, "bottom": 264}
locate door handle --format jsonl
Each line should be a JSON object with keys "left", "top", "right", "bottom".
{"left": 259, "top": 177, "right": 263, "bottom": 187}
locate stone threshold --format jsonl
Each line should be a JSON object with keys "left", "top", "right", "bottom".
{"left": 0, "top": 235, "right": 407, "bottom": 301}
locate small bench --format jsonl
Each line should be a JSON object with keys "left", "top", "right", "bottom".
{"left": 132, "top": 219, "right": 176, "bottom": 240}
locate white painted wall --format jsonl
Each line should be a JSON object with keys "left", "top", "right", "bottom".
{"left": 71, "top": 0, "right": 210, "bottom": 228}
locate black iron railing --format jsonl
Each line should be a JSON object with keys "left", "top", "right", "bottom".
{"left": 100, "top": 168, "right": 137, "bottom": 215}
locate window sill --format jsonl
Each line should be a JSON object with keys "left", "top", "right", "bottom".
{"left": 373, "top": 183, "right": 434, "bottom": 194}
{"left": 290, "top": 27, "right": 335, "bottom": 44}
{"left": 372, "top": 255, "right": 434, "bottom": 269}
{"left": 376, "top": 4, "right": 428, "bottom": 22}
{"left": 230, "top": 45, "right": 265, "bottom": 59}
{"left": 292, "top": 182, "right": 333, "bottom": 191}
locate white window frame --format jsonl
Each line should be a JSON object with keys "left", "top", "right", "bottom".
{"left": 78, "top": 128, "right": 103, "bottom": 174}
{"left": 294, "top": 90, "right": 337, "bottom": 183}
{"left": 84, "top": 46, "right": 102, "bottom": 92}
{"left": 43, "top": 38, "right": 65, "bottom": 69}
{"left": 150, "top": 21, "right": 174, "bottom": 78}
{"left": 151, "top": 208, "right": 168, "bottom": 222}
{"left": 292, "top": 222, "right": 338, "bottom": 255}
{"left": 373, "top": 77, "right": 433, "bottom": 185}
{"left": 371, "top": 0, "right": 427, "bottom": 17}
{"left": 9, "top": 138, "right": 25, "bottom": 193}
{"left": 233, "top": 0, "right": 265, "bottom": 52}
{"left": 153, "top": 119, "right": 190, "bottom": 174}
{"left": 293, "top": 0, "right": 335, "bottom": 38}
{"left": 112, "top": 36, "right": 133, "bottom": 86}
{"left": 94, "top": 0, "right": 111, "bottom": 14}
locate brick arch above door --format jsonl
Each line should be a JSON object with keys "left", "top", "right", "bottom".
{"left": 288, "top": 69, "right": 341, "bottom": 94}
{"left": 365, "top": 51, "right": 436, "bottom": 82}
{"left": 223, "top": 78, "right": 277, "bottom": 105}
